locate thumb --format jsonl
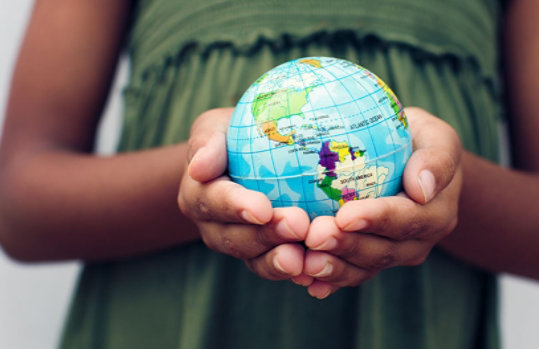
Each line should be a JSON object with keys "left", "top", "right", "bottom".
{"left": 187, "top": 108, "right": 234, "bottom": 183}
{"left": 402, "top": 107, "right": 462, "bottom": 204}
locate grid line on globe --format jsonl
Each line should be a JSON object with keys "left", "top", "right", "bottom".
{"left": 227, "top": 57, "right": 412, "bottom": 219}
{"left": 299, "top": 60, "right": 379, "bottom": 215}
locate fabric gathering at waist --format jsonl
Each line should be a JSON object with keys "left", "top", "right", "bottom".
{"left": 128, "top": 0, "right": 501, "bottom": 85}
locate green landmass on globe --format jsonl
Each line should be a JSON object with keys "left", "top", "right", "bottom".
{"left": 251, "top": 87, "right": 313, "bottom": 145}
{"left": 227, "top": 57, "right": 412, "bottom": 219}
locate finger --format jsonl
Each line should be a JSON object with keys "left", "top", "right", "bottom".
{"left": 179, "top": 175, "right": 273, "bottom": 224}
{"left": 305, "top": 215, "right": 342, "bottom": 251}
{"left": 303, "top": 250, "right": 372, "bottom": 287}
{"left": 307, "top": 280, "right": 340, "bottom": 299}
{"left": 306, "top": 217, "right": 434, "bottom": 270}
{"left": 245, "top": 243, "right": 305, "bottom": 280}
{"left": 198, "top": 207, "right": 310, "bottom": 259}
{"left": 305, "top": 240, "right": 430, "bottom": 295}
{"left": 306, "top": 216, "right": 400, "bottom": 271}
{"left": 335, "top": 194, "right": 457, "bottom": 241}
{"left": 403, "top": 107, "right": 462, "bottom": 204}
{"left": 187, "top": 108, "right": 234, "bottom": 183}
{"left": 291, "top": 274, "right": 314, "bottom": 287}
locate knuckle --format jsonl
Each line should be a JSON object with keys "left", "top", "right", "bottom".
{"left": 199, "top": 108, "right": 221, "bottom": 119}
{"left": 254, "top": 226, "right": 274, "bottom": 249}
{"left": 219, "top": 185, "right": 241, "bottom": 218}
{"left": 221, "top": 234, "right": 249, "bottom": 259}
{"left": 378, "top": 216, "right": 391, "bottom": 233}
{"left": 446, "top": 216, "right": 458, "bottom": 234}
{"left": 186, "top": 196, "right": 212, "bottom": 221}
{"left": 399, "top": 219, "right": 423, "bottom": 240}
{"left": 178, "top": 192, "right": 197, "bottom": 219}
{"left": 200, "top": 231, "right": 219, "bottom": 252}
{"left": 220, "top": 228, "right": 259, "bottom": 260}
{"left": 186, "top": 138, "right": 198, "bottom": 160}
{"left": 373, "top": 200, "right": 392, "bottom": 232}
{"left": 197, "top": 200, "right": 211, "bottom": 216}
{"left": 339, "top": 239, "right": 360, "bottom": 261}
{"left": 447, "top": 124, "right": 463, "bottom": 152}
{"left": 177, "top": 193, "right": 188, "bottom": 215}
{"left": 374, "top": 213, "right": 391, "bottom": 234}
{"left": 440, "top": 152, "right": 457, "bottom": 178}
{"left": 191, "top": 110, "right": 213, "bottom": 132}
{"left": 439, "top": 216, "right": 458, "bottom": 240}
{"left": 222, "top": 236, "right": 245, "bottom": 259}
{"left": 369, "top": 247, "right": 397, "bottom": 270}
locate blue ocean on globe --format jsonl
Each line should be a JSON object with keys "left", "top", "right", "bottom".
{"left": 226, "top": 57, "right": 412, "bottom": 219}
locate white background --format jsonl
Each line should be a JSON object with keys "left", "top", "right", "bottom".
{"left": 1, "top": 2, "right": 539, "bottom": 348}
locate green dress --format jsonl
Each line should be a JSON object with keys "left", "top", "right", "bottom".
{"left": 61, "top": 1, "right": 503, "bottom": 348}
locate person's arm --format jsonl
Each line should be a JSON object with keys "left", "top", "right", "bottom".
{"left": 439, "top": 154, "right": 539, "bottom": 279}
{"left": 0, "top": 0, "right": 201, "bottom": 261}
{"left": 305, "top": 0, "right": 539, "bottom": 295}
{"left": 437, "top": 0, "right": 539, "bottom": 279}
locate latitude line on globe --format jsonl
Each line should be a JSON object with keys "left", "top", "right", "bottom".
{"left": 235, "top": 85, "right": 386, "bottom": 119}
{"left": 228, "top": 140, "right": 412, "bottom": 180}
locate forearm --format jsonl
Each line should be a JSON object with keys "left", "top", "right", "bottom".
{"left": 504, "top": 0, "right": 539, "bottom": 171}
{"left": 0, "top": 143, "right": 199, "bottom": 262}
{"left": 439, "top": 151, "right": 539, "bottom": 279}
{"left": 439, "top": 0, "right": 539, "bottom": 280}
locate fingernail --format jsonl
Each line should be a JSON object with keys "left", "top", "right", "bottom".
{"left": 273, "top": 257, "right": 288, "bottom": 274}
{"left": 342, "top": 218, "right": 369, "bottom": 232}
{"left": 275, "top": 218, "right": 301, "bottom": 240}
{"left": 311, "top": 237, "right": 338, "bottom": 251}
{"left": 418, "top": 170, "right": 435, "bottom": 203}
{"left": 312, "top": 263, "right": 333, "bottom": 278}
{"left": 241, "top": 210, "right": 265, "bottom": 225}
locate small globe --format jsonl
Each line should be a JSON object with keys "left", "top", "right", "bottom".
{"left": 226, "top": 57, "right": 412, "bottom": 219}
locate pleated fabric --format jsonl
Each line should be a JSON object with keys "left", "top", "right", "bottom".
{"left": 60, "top": 1, "right": 503, "bottom": 348}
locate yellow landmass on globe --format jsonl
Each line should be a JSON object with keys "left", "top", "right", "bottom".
{"left": 299, "top": 59, "right": 322, "bottom": 68}
{"left": 329, "top": 141, "right": 352, "bottom": 162}
{"left": 363, "top": 69, "right": 408, "bottom": 129}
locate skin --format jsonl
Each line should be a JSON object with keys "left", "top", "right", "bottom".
{"left": 180, "top": 107, "right": 463, "bottom": 298}
{"left": 438, "top": 0, "right": 539, "bottom": 280}
{"left": 0, "top": 0, "right": 538, "bottom": 301}
{"left": 0, "top": 0, "right": 201, "bottom": 261}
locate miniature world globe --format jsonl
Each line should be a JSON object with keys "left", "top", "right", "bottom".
{"left": 226, "top": 57, "right": 412, "bottom": 219}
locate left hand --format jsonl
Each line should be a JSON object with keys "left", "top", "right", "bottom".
{"left": 178, "top": 108, "right": 310, "bottom": 282}
{"left": 300, "top": 107, "right": 463, "bottom": 299}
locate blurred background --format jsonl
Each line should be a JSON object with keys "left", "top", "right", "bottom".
{"left": 1, "top": 2, "right": 539, "bottom": 348}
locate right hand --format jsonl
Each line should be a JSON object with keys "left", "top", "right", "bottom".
{"left": 178, "top": 108, "right": 312, "bottom": 283}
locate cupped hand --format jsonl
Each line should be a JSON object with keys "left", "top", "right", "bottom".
{"left": 178, "top": 108, "right": 311, "bottom": 281}
{"left": 302, "top": 107, "right": 463, "bottom": 298}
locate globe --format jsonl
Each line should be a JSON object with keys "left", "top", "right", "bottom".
{"left": 226, "top": 57, "right": 412, "bottom": 219}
